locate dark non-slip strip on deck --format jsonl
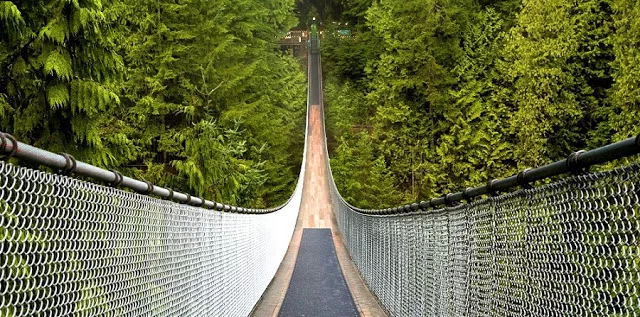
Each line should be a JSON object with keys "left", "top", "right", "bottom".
{"left": 278, "top": 228, "right": 359, "bottom": 317}
{"left": 309, "top": 48, "right": 320, "bottom": 105}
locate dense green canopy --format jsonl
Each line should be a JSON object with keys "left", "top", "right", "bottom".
{"left": 2, "top": 0, "right": 638, "bottom": 209}
{"left": 0, "top": 0, "right": 306, "bottom": 207}
{"left": 323, "top": 0, "right": 640, "bottom": 208}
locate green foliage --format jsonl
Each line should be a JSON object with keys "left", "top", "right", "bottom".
{"left": 321, "top": 23, "right": 381, "bottom": 88}
{"left": 324, "top": 0, "right": 638, "bottom": 207}
{"left": 332, "top": 132, "right": 405, "bottom": 208}
{"left": 0, "top": 0, "right": 306, "bottom": 207}
{"left": 111, "top": 0, "right": 305, "bottom": 206}
{"left": 607, "top": 0, "right": 640, "bottom": 140}
{"left": 325, "top": 77, "right": 404, "bottom": 208}
{"left": 0, "top": 1, "right": 25, "bottom": 35}
{"left": 170, "top": 120, "right": 262, "bottom": 205}
{"left": 501, "top": 0, "right": 615, "bottom": 166}
{"left": 0, "top": 0, "right": 128, "bottom": 167}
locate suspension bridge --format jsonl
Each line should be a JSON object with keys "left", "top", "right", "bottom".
{"left": 1, "top": 33, "right": 639, "bottom": 317}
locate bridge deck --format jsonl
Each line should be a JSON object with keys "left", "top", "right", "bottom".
{"left": 251, "top": 105, "right": 386, "bottom": 316}
{"left": 278, "top": 228, "right": 357, "bottom": 317}
{"left": 251, "top": 42, "right": 386, "bottom": 316}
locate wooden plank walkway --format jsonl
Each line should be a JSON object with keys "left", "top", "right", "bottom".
{"left": 251, "top": 105, "right": 387, "bottom": 317}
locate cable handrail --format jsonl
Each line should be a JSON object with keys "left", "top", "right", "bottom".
{"left": 337, "top": 135, "right": 640, "bottom": 216}
{"left": 0, "top": 46, "right": 317, "bottom": 216}
{"left": 0, "top": 132, "right": 297, "bottom": 213}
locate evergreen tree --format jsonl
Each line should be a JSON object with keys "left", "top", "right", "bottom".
{"left": 331, "top": 132, "right": 404, "bottom": 208}
{"left": 116, "top": 0, "right": 305, "bottom": 205}
{"left": 1, "top": 0, "right": 306, "bottom": 207}
{"left": 431, "top": 8, "right": 514, "bottom": 195}
{"left": 364, "top": 0, "right": 478, "bottom": 199}
{"left": 0, "top": 0, "right": 131, "bottom": 166}
{"left": 607, "top": 0, "right": 640, "bottom": 141}
{"left": 501, "top": 0, "right": 614, "bottom": 167}
{"left": 323, "top": 0, "right": 634, "bottom": 207}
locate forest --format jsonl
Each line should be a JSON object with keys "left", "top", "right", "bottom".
{"left": 321, "top": 0, "right": 640, "bottom": 208}
{"left": 0, "top": 0, "right": 306, "bottom": 207}
{"left": 1, "top": 0, "right": 639, "bottom": 209}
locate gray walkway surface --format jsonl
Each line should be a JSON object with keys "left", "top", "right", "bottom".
{"left": 278, "top": 228, "right": 359, "bottom": 317}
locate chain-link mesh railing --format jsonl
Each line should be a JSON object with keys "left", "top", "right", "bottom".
{"left": 0, "top": 36, "right": 320, "bottom": 317}
{"left": 0, "top": 158, "right": 303, "bottom": 316}
{"left": 333, "top": 164, "right": 640, "bottom": 316}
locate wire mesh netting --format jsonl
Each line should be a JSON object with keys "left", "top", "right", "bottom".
{"left": 334, "top": 163, "right": 640, "bottom": 316}
{"left": 0, "top": 161, "right": 300, "bottom": 316}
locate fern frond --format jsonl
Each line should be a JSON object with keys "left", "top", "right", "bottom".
{"left": 46, "top": 84, "right": 69, "bottom": 109}
{"left": 69, "top": 6, "right": 106, "bottom": 34}
{"left": 0, "top": 1, "right": 25, "bottom": 32}
{"left": 39, "top": 18, "right": 69, "bottom": 45}
{"left": 71, "top": 80, "right": 119, "bottom": 115}
{"left": 69, "top": 7, "right": 90, "bottom": 35}
{"left": 44, "top": 48, "right": 73, "bottom": 80}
